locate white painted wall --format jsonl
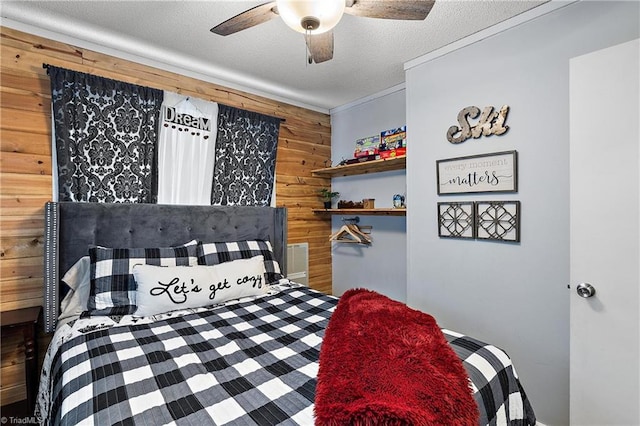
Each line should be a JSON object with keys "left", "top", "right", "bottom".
{"left": 330, "top": 88, "right": 407, "bottom": 301}
{"left": 404, "top": 2, "right": 639, "bottom": 425}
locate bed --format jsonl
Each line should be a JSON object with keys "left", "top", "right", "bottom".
{"left": 37, "top": 201, "right": 536, "bottom": 425}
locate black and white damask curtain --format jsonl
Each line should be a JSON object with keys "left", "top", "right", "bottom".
{"left": 49, "top": 66, "right": 163, "bottom": 203}
{"left": 211, "top": 105, "right": 280, "bottom": 206}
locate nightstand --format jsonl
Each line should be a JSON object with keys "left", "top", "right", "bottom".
{"left": 1, "top": 306, "right": 42, "bottom": 414}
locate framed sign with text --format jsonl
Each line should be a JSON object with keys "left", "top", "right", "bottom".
{"left": 436, "top": 150, "right": 517, "bottom": 195}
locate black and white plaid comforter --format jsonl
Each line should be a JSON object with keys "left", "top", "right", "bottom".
{"left": 37, "top": 285, "right": 536, "bottom": 426}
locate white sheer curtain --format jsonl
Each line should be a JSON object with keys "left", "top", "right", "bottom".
{"left": 157, "top": 92, "right": 218, "bottom": 205}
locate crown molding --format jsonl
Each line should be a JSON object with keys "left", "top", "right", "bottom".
{"left": 404, "top": 0, "right": 578, "bottom": 70}
{"left": 1, "top": 12, "right": 330, "bottom": 114}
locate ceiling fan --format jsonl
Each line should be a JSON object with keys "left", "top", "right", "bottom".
{"left": 210, "top": 0, "right": 435, "bottom": 64}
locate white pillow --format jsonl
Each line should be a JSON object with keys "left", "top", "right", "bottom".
{"left": 59, "top": 256, "right": 91, "bottom": 322}
{"left": 133, "top": 255, "right": 267, "bottom": 317}
{"left": 62, "top": 256, "right": 90, "bottom": 291}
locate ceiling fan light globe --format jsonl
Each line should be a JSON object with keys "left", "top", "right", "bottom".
{"left": 276, "top": 0, "right": 345, "bottom": 34}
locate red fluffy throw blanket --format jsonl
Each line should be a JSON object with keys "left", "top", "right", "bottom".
{"left": 315, "top": 289, "right": 479, "bottom": 426}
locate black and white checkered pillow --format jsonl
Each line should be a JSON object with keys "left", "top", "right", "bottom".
{"left": 87, "top": 240, "right": 198, "bottom": 316}
{"left": 197, "top": 240, "right": 284, "bottom": 284}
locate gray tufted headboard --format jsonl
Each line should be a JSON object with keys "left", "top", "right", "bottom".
{"left": 43, "top": 202, "right": 287, "bottom": 333}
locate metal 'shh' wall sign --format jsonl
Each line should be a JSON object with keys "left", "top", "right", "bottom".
{"left": 447, "top": 105, "right": 510, "bottom": 144}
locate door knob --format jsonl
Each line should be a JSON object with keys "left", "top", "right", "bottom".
{"left": 576, "top": 282, "right": 596, "bottom": 298}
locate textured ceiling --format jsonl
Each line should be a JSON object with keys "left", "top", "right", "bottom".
{"left": 2, "top": 1, "right": 549, "bottom": 111}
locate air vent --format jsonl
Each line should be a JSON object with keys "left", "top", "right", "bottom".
{"left": 287, "top": 243, "right": 309, "bottom": 286}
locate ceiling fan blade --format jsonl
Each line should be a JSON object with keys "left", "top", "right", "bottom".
{"left": 306, "top": 31, "right": 334, "bottom": 64}
{"left": 211, "top": 2, "right": 278, "bottom": 36}
{"left": 344, "top": 0, "right": 435, "bottom": 20}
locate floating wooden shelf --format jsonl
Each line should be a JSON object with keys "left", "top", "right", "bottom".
{"left": 313, "top": 208, "right": 406, "bottom": 216}
{"left": 311, "top": 156, "right": 406, "bottom": 178}
{"left": 312, "top": 156, "right": 407, "bottom": 217}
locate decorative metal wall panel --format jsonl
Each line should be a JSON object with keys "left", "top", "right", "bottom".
{"left": 475, "top": 201, "right": 520, "bottom": 242}
{"left": 438, "top": 202, "right": 475, "bottom": 239}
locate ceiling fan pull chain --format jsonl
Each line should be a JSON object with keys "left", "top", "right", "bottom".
{"left": 305, "top": 28, "right": 312, "bottom": 65}
{"left": 304, "top": 30, "right": 310, "bottom": 67}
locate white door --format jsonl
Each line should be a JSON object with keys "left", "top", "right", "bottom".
{"left": 569, "top": 39, "right": 639, "bottom": 425}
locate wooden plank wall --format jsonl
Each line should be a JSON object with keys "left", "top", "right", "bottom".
{"left": 0, "top": 26, "right": 332, "bottom": 406}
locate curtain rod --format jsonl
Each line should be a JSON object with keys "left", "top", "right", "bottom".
{"left": 41, "top": 63, "right": 287, "bottom": 123}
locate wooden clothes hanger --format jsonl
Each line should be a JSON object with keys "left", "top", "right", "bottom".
{"left": 347, "top": 223, "right": 372, "bottom": 243}
{"left": 329, "top": 217, "right": 371, "bottom": 244}
{"left": 330, "top": 224, "right": 360, "bottom": 243}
